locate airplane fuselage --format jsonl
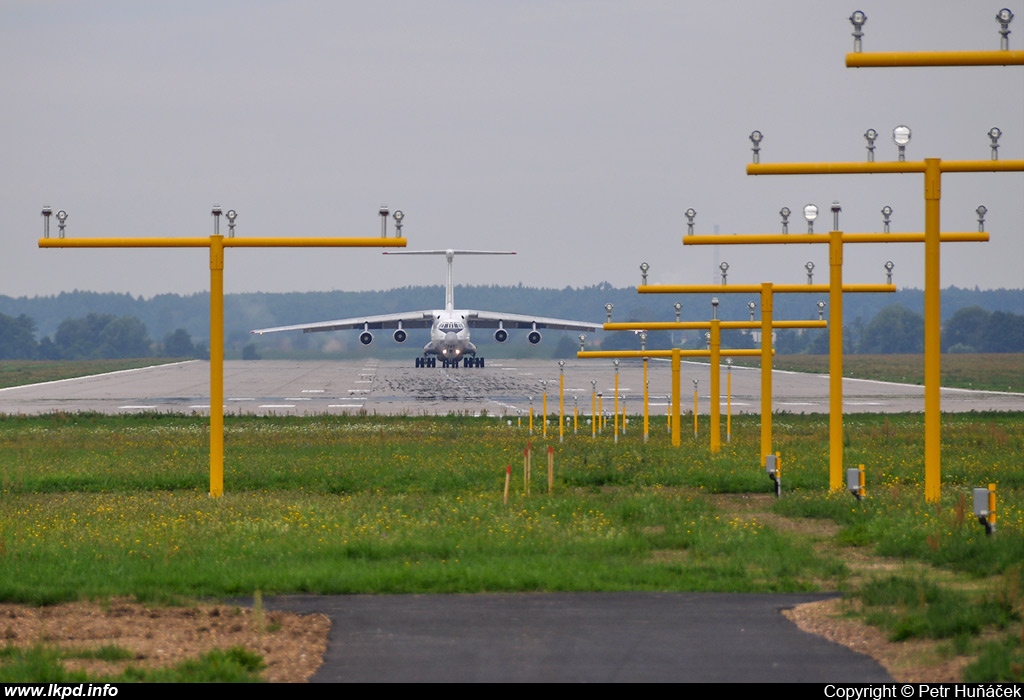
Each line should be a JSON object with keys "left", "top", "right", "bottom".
{"left": 425, "top": 310, "right": 477, "bottom": 359}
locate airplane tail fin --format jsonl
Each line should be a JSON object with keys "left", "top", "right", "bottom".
{"left": 384, "top": 249, "right": 516, "bottom": 311}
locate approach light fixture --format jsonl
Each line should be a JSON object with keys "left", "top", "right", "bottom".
{"left": 41, "top": 205, "right": 52, "bottom": 238}
{"left": 685, "top": 208, "right": 697, "bottom": 236}
{"left": 56, "top": 209, "right": 68, "bottom": 238}
{"left": 988, "top": 127, "right": 1002, "bottom": 160}
{"left": 831, "top": 201, "right": 842, "bottom": 231}
{"left": 711, "top": 296, "right": 719, "bottom": 320}
{"left": 748, "top": 301, "right": 756, "bottom": 321}
{"left": 864, "top": 128, "right": 878, "bottom": 162}
{"left": 976, "top": 205, "right": 988, "bottom": 232}
{"left": 719, "top": 261, "right": 729, "bottom": 285}
{"left": 640, "top": 331, "right": 647, "bottom": 351}
{"left": 780, "top": 206, "right": 791, "bottom": 234}
{"left": 226, "top": 209, "right": 237, "bottom": 237}
{"left": 379, "top": 204, "right": 389, "bottom": 237}
{"left": 849, "top": 10, "right": 867, "bottom": 52}
{"left": 605, "top": 303, "right": 614, "bottom": 323}
{"left": 749, "top": 130, "right": 763, "bottom": 163}
{"left": 817, "top": 300, "right": 826, "bottom": 321}
{"left": 579, "top": 334, "right": 587, "bottom": 351}
{"left": 884, "top": 260, "right": 895, "bottom": 284}
{"left": 997, "top": 8, "right": 1014, "bottom": 50}
{"left": 211, "top": 205, "right": 222, "bottom": 236}
{"left": 881, "top": 205, "right": 893, "bottom": 233}
{"left": 893, "top": 125, "right": 911, "bottom": 162}
{"left": 674, "top": 302, "right": 682, "bottom": 323}
{"left": 640, "top": 261, "right": 650, "bottom": 285}
{"left": 803, "top": 203, "right": 818, "bottom": 233}
{"left": 805, "top": 261, "right": 815, "bottom": 285}
{"left": 393, "top": 209, "right": 404, "bottom": 237}
{"left": 704, "top": 331, "right": 711, "bottom": 348}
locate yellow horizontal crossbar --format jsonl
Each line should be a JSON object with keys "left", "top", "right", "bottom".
{"left": 39, "top": 237, "right": 408, "bottom": 249}
{"left": 578, "top": 349, "right": 765, "bottom": 359}
{"left": 638, "top": 284, "right": 894, "bottom": 294}
{"left": 846, "top": 50, "right": 1024, "bottom": 68}
{"left": 682, "top": 232, "right": 988, "bottom": 245}
{"left": 604, "top": 320, "right": 826, "bottom": 331}
{"left": 748, "top": 160, "right": 1024, "bottom": 176}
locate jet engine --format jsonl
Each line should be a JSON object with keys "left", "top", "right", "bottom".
{"left": 527, "top": 330, "right": 542, "bottom": 345}
{"left": 359, "top": 331, "right": 373, "bottom": 345}
{"left": 393, "top": 329, "right": 407, "bottom": 343}
{"left": 493, "top": 328, "right": 508, "bottom": 343}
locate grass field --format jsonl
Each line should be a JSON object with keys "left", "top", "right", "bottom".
{"left": 0, "top": 358, "right": 1022, "bottom": 681}
{"left": 732, "top": 353, "right": 1024, "bottom": 393}
{"left": 0, "top": 359, "right": 185, "bottom": 390}
{"left": 1, "top": 410, "right": 1022, "bottom": 680}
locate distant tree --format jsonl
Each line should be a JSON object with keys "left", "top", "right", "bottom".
{"left": 859, "top": 304, "right": 924, "bottom": 354}
{"left": 942, "top": 306, "right": 991, "bottom": 353}
{"left": 552, "top": 334, "right": 577, "bottom": 359}
{"left": 163, "top": 328, "right": 196, "bottom": 357}
{"left": 54, "top": 313, "right": 152, "bottom": 359}
{"left": 0, "top": 313, "right": 39, "bottom": 359}
{"left": 241, "top": 343, "right": 261, "bottom": 360}
{"left": 979, "top": 311, "right": 1024, "bottom": 353}
{"left": 97, "top": 316, "right": 152, "bottom": 358}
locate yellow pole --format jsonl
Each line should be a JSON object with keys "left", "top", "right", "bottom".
{"left": 760, "top": 283, "right": 773, "bottom": 466}
{"left": 829, "top": 227, "right": 844, "bottom": 492}
{"left": 710, "top": 318, "right": 721, "bottom": 453}
{"left": 529, "top": 404, "right": 534, "bottom": 435}
{"left": 591, "top": 389, "right": 597, "bottom": 438}
{"left": 642, "top": 358, "right": 649, "bottom": 443}
{"left": 726, "top": 362, "right": 732, "bottom": 444}
{"left": 924, "top": 159, "right": 942, "bottom": 502}
{"left": 693, "top": 383, "right": 699, "bottom": 439}
{"left": 558, "top": 369, "right": 565, "bottom": 443}
{"left": 209, "top": 235, "right": 224, "bottom": 497}
{"left": 671, "top": 349, "right": 681, "bottom": 447}
{"left": 542, "top": 391, "right": 548, "bottom": 439}
{"left": 598, "top": 394, "right": 603, "bottom": 433}
{"left": 613, "top": 366, "right": 619, "bottom": 443}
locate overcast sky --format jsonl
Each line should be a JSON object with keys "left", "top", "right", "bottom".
{"left": 3, "top": 1, "right": 1021, "bottom": 302}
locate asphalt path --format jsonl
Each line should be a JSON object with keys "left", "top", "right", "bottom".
{"left": 261, "top": 593, "right": 893, "bottom": 683}
{"left": 1, "top": 358, "right": 1021, "bottom": 416}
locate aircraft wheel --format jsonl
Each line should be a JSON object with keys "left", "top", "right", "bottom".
{"left": 479, "top": 357, "right": 485, "bottom": 368}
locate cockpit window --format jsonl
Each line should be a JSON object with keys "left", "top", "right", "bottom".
{"left": 438, "top": 321, "right": 464, "bottom": 332}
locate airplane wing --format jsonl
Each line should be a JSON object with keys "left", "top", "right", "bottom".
{"left": 463, "top": 310, "right": 601, "bottom": 332}
{"left": 251, "top": 311, "right": 435, "bottom": 335}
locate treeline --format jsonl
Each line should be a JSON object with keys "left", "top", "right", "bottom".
{"left": 0, "top": 287, "right": 1021, "bottom": 360}
{"left": 0, "top": 312, "right": 206, "bottom": 361}
{"left": 773, "top": 304, "right": 1024, "bottom": 355}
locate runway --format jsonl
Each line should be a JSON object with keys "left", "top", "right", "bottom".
{"left": 1, "top": 358, "right": 1021, "bottom": 416}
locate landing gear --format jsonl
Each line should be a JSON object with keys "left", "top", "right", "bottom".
{"left": 416, "top": 356, "right": 485, "bottom": 368}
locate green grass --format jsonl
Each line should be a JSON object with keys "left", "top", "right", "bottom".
{"left": 0, "top": 359, "right": 186, "bottom": 390}
{"left": 0, "top": 644, "right": 264, "bottom": 683}
{"left": 730, "top": 353, "right": 1024, "bottom": 393}
{"left": 0, "top": 410, "right": 1022, "bottom": 680}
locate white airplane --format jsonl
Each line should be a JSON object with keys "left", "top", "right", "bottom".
{"left": 250, "top": 249, "right": 601, "bottom": 368}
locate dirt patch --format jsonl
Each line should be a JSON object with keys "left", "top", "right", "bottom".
{"left": 708, "top": 493, "right": 984, "bottom": 682}
{"left": 0, "top": 600, "right": 329, "bottom": 683}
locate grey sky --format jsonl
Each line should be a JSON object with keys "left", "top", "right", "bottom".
{"left": 3, "top": 1, "right": 1021, "bottom": 301}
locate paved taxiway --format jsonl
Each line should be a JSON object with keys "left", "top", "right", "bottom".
{"left": 262, "top": 592, "right": 892, "bottom": 683}
{"left": 1, "top": 358, "right": 1021, "bottom": 416}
